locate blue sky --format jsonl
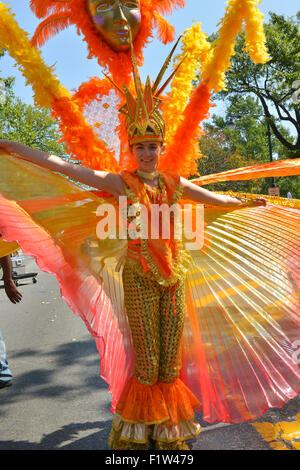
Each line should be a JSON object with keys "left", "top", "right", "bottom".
{"left": 1, "top": 0, "right": 299, "bottom": 112}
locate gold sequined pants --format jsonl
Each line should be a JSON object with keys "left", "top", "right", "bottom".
{"left": 122, "top": 261, "right": 186, "bottom": 385}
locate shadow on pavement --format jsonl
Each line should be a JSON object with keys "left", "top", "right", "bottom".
{"left": 0, "top": 338, "right": 110, "bottom": 410}
{"left": 0, "top": 420, "right": 111, "bottom": 450}
{"left": 0, "top": 418, "right": 272, "bottom": 450}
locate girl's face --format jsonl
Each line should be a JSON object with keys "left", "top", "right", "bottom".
{"left": 87, "top": 0, "right": 141, "bottom": 51}
{"left": 131, "top": 141, "right": 164, "bottom": 173}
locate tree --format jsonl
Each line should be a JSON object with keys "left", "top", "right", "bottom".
{"left": 214, "top": 12, "right": 300, "bottom": 157}
{"left": 0, "top": 51, "right": 66, "bottom": 158}
{"left": 197, "top": 94, "right": 299, "bottom": 197}
{"left": 197, "top": 122, "right": 266, "bottom": 194}
{"left": 213, "top": 94, "right": 291, "bottom": 160}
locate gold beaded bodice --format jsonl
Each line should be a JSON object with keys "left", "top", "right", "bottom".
{"left": 121, "top": 170, "right": 192, "bottom": 286}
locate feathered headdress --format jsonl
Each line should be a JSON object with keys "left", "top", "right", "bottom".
{"left": 104, "top": 34, "right": 184, "bottom": 145}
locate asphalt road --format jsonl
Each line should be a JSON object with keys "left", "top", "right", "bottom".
{"left": 0, "top": 257, "right": 299, "bottom": 451}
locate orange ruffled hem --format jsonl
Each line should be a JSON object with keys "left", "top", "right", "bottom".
{"left": 116, "top": 376, "right": 200, "bottom": 425}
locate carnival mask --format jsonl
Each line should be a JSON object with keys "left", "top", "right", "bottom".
{"left": 87, "top": 0, "right": 141, "bottom": 51}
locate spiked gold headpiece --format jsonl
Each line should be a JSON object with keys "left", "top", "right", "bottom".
{"left": 104, "top": 34, "right": 184, "bottom": 146}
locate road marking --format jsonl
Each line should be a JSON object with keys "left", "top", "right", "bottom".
{"left": 252, "top": 413, "right": 300, "bottom": 450}
{"left": 200, "top": 422, "right": 232, "bottom": 433}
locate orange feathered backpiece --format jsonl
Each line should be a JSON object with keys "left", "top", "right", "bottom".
{"left": 1, "top": 149, "right": 300, "bottom": 423}
{"left": 159, "top": 82, "right": 212, "bottom": 177}
{"left": 28, "top": 1, "right": 186, "bottom": 171}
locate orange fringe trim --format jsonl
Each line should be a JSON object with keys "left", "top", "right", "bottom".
{"left": 116, "top": 376, "right": 200, "bottom": 425}
{"left": 28, "top": 1, "right": 184, "bottom": 170}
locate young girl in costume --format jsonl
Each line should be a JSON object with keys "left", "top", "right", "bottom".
{"left": 0, "top": 0, "right": 300, "bottom": 451}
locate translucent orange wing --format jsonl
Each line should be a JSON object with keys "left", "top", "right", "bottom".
{"left": 182, "top": 198, "right": 300, "bottom": 423}
{"left": 0, "top": 150, "right": 133, "bottom": 411}
{"left": 192, "top": 159, "right": 300, "bottom": 186}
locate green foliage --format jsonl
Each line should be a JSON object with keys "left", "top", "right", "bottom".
{"left": 0, "top": 52, "right": 66, "bottom": 157}
{"left": 213, "top": 12, "right": 300, "bottom": 156}
{"left": 0, "top": 89, "right": 66, "bottom": 157}
{"left": 198, "top": 121, "right": 266, "bottom": 194}
{"left": 212, "top": 94, "right": 291, "bottom": 161}
{"left": 196, "top": 11, "right": 300, "bottom": 197}
{"left": 197, "top": 94, "right": 299, "bottom": 197}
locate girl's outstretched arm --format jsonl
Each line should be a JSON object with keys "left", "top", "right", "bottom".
{"left": 180, "top": 177, "right": 267, "bottom": 207}
{"left": 0, "top": 140, "right": 124, "bottom": 198}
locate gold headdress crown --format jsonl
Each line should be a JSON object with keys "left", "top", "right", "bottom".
{"left": 104, "top": 34, "right": 184, "bottom": 146}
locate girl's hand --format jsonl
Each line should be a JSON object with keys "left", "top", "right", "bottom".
{"left": 240, "top": 197, "right": 267, "bottom": 207}
{"left": 231, "top": 195, "right": 267, "bottom": 207}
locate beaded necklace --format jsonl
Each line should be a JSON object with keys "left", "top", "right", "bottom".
{"left": 139, "top": 173, "right": 168, "bottom": 205}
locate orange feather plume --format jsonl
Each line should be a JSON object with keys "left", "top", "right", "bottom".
{"left": 50, "top": 93, "right": 120, "bottom": 172}
{"left": 159, "top": 83, "right": 212, "bottom": 177}
{"left": 153, "top": 11, "right": 175, "bottom": 44}
{"left": 151, "top": 0, "right": 186, "bottom": 15}
{"left": 72, "top": 77, "right": 112, "bottom": 110}
{"left": 31, "top": 12, "right": 72, "bottom": 47}
{"left": 30, "top": 0, "right": 70, "bottom": 19}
